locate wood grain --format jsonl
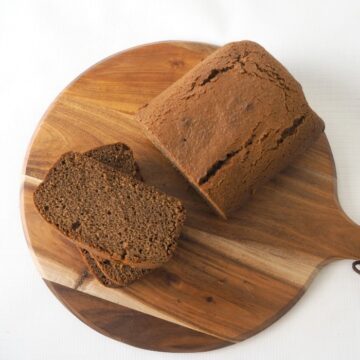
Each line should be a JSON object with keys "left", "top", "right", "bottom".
{"left": 45, "top": 281, "right": 230, "bottom": 352}
{"left": 21, "top": 41, "right": 360, "bottom": 351}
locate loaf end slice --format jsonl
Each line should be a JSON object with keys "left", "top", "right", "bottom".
{"left": 33, "top": 152, "right": 186, "bottom": 268}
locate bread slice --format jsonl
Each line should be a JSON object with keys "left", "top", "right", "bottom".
{"left": 84, "top": 142, "right": 142, "bottom": 181}
{"left": 78, "top": 248, "right": 118, "bottom": 288}
{"left": 135, "top": 41, "right": 325, "bottom": 218}
{"left": 94, "top": 255, "right": 151, "bottom": 286}
{"left": 79, "top": 248, "right": 149, "bottom": 287}
{"left": 33, "top": 151, "right": 186, "bottom": 269}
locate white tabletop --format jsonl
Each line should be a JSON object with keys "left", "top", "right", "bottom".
{"left": 1, "top": 0, "right": 360, "bottom": 359}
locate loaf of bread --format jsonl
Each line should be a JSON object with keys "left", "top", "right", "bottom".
{"left": 33, "top": 151, "right": 186, "bottom": 269}
{"left": 135, "top": 41, "right": 325, "bottom": 218}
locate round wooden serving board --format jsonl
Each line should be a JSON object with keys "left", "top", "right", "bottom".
{"left": 21, "top": 41, "right": 360, "bottom": 352}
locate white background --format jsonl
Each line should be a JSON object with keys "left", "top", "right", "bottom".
{"left": 1, "top": 0, "right": 360, "bottom": 359}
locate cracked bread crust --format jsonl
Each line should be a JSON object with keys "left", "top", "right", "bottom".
{"left": 135, "top": 41, "right": 325, "bottom": 218}
{"left": 33, "top": 152, "right": 186, "bottom": 269}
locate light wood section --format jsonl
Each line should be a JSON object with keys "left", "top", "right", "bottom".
{"left": 21, "top": 41, "right": 360, "bottom": 351}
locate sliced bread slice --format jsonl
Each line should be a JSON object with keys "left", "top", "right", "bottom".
{"left": 84, "top": 142, "right": 142, "bottom": 181}
{"left": 94, "top": 255, "right": 151, "bottom": 286}
{"left": 78, "top": 248, "right": 118, "bottom": 288}
{"left": 33, "top": 151, "right": 186, "bottom": 269}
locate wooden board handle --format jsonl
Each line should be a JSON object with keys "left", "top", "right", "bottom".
{"left": 331, "top": 209, "right": 360, "bottom": 261}
{"left": 344, "top": 220, "right": 360, "bottom": 260}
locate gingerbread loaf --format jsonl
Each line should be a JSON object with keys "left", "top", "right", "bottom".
{"left": 135, "top": 41, "right": 325, "bottom": 218}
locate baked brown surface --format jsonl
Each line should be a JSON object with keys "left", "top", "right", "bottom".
{"left": 33, "top": 152, "right": 186, "bottom": 268}
{"left": 135, "top": 41, "right": 325, "bottom": 218}
{"left": 78, "top": 248, "right": 118, "bottom": 288}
